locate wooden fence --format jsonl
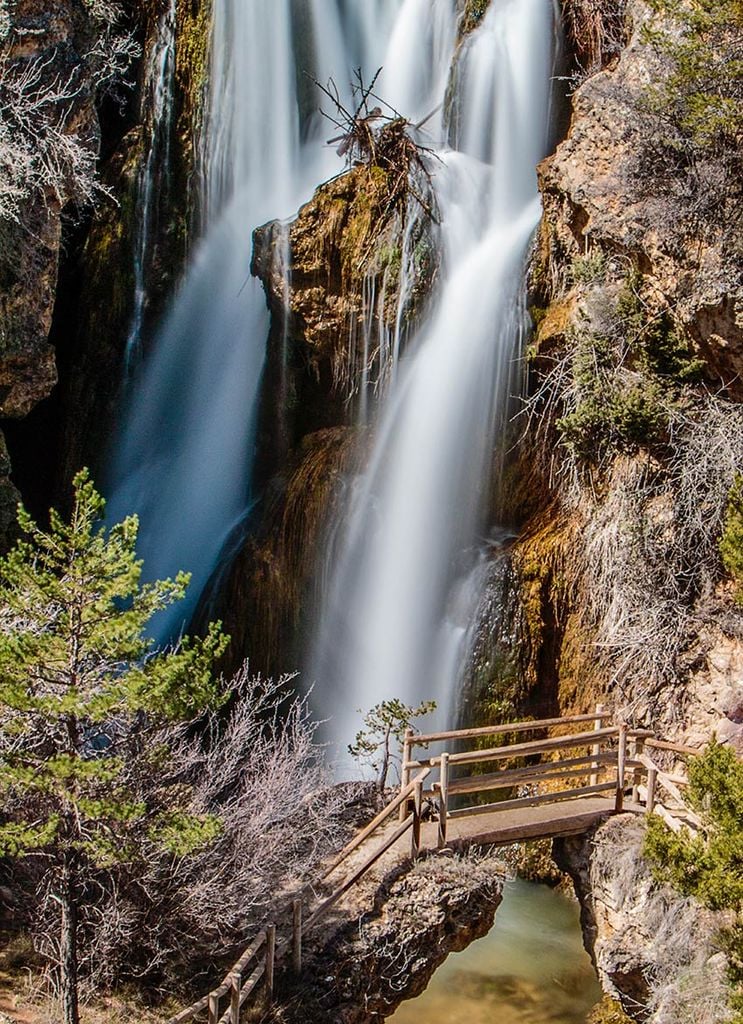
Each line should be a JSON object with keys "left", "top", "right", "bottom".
{"left": 166, "top": 709, "right": 705, "bottom": 1024}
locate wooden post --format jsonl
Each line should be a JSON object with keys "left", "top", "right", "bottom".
{"left": 632, "top": 736, "right": 644, "bottom": 804}
{"left": 646, "top": 767, "right": 657, "bottom": 814}
{"left": 615, "top": 722, "right": 628, "bottom": 812}
{"left": 229, "top": 972, "right": 241, "bottom": 1024}
{"left": 292, "top": 898, "right": 302, "bottom": 974}
{"left": 399, "top": 727, "right": 414, "bottom": 821}
{"left": 265, "top": 923, "right": 276, "bottom": 1002}
{"left": 411, "top": 778, "right": 422, "bottom": 859}
{"left": 208, "top": 992, "right": 220, "bottom": 1024}
{"left": 438, "top": 752, "right": 449, "bottom": 849}
{"left": 589, "top": 703, "right": 605, "bottom": 787}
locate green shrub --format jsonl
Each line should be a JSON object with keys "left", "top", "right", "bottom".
{"left": 616, "top": 274, "right": 705, "bottom": 382}
{"left": 557, "top": 329, "right": 666, "bottom": 461}
{"left": 644, "top": 0, "right": 743, "bottom": 151}
{"left": 644, "top": 740, "right": 743, "bottom": 1020}
{"left": 570, "top": 249, "right": 608, "bottom": 286}
{"left": 720, "top": 474, "right": 743, "bottom": 602}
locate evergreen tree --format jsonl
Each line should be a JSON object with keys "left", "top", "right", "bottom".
{"left": 0, "top": 470, "right": 228, "bottom": 1024}
{"left": 349, "top": 698, "right": 436, "bottom": 794}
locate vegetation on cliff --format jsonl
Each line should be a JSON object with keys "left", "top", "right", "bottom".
{"left": 0, "top": 0, "right": 137, "bottom": 223}
{"left": 644, "top": 741, "right": 743, "bottom": 1020}
{"left": 721, "top": 475, "right": 743, "bottom": 603}
{"left": 644, "top": 0, "right": 742, "bottom": 211}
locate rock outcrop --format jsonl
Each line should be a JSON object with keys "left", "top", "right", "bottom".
{"left": 555, "top": 815, "right": 731, "bottom": 1024}
{"left": 274, "top": 851, "right": 503, "bottom": 1024}
{"left": 215, "top": 159, "right": 436, "bottom": 676}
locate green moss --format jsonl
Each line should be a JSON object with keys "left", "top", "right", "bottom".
{"left": 175, "top": 0, "right": 213, "bottom": 146}
{"left": 720, "top": 473, "right": 743, "bottom": 602}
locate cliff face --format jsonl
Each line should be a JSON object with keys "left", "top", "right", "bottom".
{"left": 462, "top": 0, "right": 743, "bottom": 751}
{"left": 0, "top": 0, "right": 107, "bottom": 536}
{"left": 555, "top": 816, "right": 730, "bottom": 1024}
{"left": 0, "top": 0, "right": 209, "bottom": 530}
{"left": 276, "top": 851, "right": 503, "bottom": 1024}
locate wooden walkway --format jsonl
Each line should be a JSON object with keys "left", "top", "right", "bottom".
{"left": 420, "top": 793, "right": 619, "bottom": 849}
{"left": 168, "top": 709, "right": 705, "bottom": 1024}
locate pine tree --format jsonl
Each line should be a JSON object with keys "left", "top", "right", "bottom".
{"left": 349, "top": 698, "right": 436, "bottom": 794}
{"left": 0, "top": 470, "right": 228, "bottom": 1024}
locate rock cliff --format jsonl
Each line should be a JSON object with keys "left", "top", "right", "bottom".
{"left": 555, "top": 816, "right": 731, "bottom": 1024}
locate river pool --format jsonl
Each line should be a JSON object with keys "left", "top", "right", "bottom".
{"left": 389, "top": 878, "right": 602, "bottom": 1024}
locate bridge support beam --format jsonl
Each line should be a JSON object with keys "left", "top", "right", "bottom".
{"left": 399, "top": 728, "right": 413, "bottom": 821}
{"left": 292, "top": 899, "right": 302, "bottom": 974}
{"left": 589, "top": 704, "right": 606, "bottom": 787}
{"left": 411, "top": 779, "right": 422, "bottom": 859}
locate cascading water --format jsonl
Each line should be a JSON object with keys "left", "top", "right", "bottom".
{"left": 106, "top": 1, "right": 402, "bottom": 641}
{"left": 311, "top": 0, "right": 557, "bottom": 754}
{"left": 122, "top": 0, "right": 176, "bottom": 379}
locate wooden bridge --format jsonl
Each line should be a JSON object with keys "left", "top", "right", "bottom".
{"left": 168, "top": 708, "right": 705, "bottom": 1024}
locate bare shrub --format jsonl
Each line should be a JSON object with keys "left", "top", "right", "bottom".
{"left": 562, "top": 0, "right": 629, "bottom": 81}
{"left": 580, "top": 396, "right": 743, "bottom": 713}
{"left": 22, "top": 668, "right": 358, "bottom": 1002}
{"left": 0, "top": 1, "right": 138, "bottom": 222}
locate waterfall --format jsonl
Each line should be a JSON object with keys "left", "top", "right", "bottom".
{"left": 311, "top": 0, "right": 557, "bottom": 755}
{"left": 123, "top": 0, "right": 176, "bottom": 379}
{"left": 106, "top": 1, "right": 403, "bottom": 641}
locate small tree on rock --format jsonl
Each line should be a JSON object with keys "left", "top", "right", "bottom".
{"left": 0, "top": 469, "right": 227, "bottom": 1024}
{"left": 349, "top": 698, "right": 436, "bottom": 795}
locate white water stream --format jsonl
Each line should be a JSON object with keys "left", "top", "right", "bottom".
{"left": 312, "top": 0, "right": 557, "bottom": 755}
{"left": 107, "top": 1, "right": 401, "bottom": 640}
{"left": 108, "top": 0, "right": 556, "bottom": 739}
{"left": 122, "top": 0, "right": 176, "bottom": 379}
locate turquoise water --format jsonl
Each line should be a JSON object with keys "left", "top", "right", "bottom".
{"left": 389, "top": 879, "right": 601, "bottom": 1024}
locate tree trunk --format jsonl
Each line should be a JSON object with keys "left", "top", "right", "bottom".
{"left": 60, "top": 858, "right": 79, "bottom": 1024}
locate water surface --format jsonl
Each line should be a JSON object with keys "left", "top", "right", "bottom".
{"left": 389, "top": 879, "right": 601, "bottom": 1024}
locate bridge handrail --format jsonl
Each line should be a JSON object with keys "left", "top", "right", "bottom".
{"left": 405, "top": 726, "right": 620, "bottom": 769}
{"left": 634, "top": 752, "right": 704, "bottom": 832}
{"left": 319, "top": 767, "right": 431, "bottom": 880}
{"left": 165, "top": 766, "right": 430, "bottom": 1024}
{"left": 409, "top": 710, "right": 614, "bottom": 747}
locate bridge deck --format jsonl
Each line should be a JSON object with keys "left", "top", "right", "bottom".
{"left": 419, "top": 795, "right": 620, "bottom": 851}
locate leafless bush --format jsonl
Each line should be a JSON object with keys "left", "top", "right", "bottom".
{"left": 579, "top": 396, "right": 743, "bottom": 712}
{"left": 24, "top": 668, "right": 358, "bottom": 1001}
{"left": 562, "top": 0, "right": 629, "bottom": 81}
{"left": 0, "top": 2, "right": 9, "bottom": 44}
{"left": 0, "top": 1, "right": 138, "bottom": 222}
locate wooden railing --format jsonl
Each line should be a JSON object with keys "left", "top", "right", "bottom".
{"left": 166, "top": 710, "right": 709, "bottom": 1023}
{"left": 167, "top": 767, "right": 430, "bottom": 1023}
